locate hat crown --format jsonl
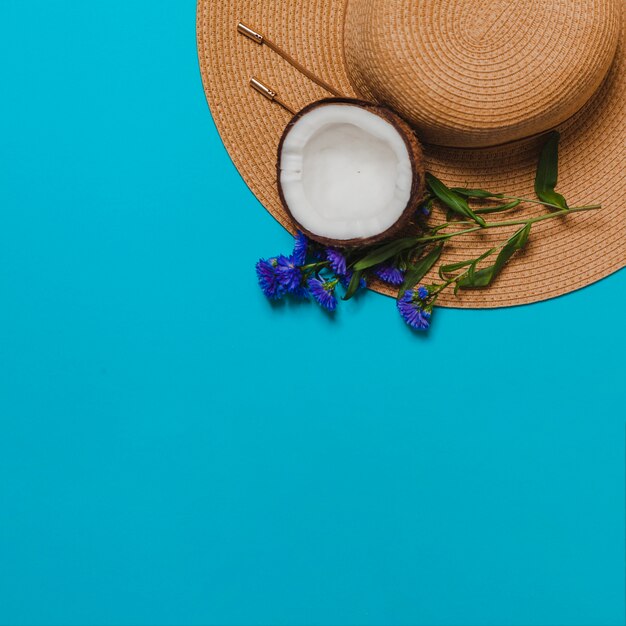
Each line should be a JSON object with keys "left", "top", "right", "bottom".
{"left": 344, "top": 0, "right": 621, "bottom": 148}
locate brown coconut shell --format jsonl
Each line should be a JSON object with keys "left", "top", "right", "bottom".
{"left": 276, "top": 98, "right": 426, "bottom": 248}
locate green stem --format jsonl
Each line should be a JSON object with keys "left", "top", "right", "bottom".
{"left": 432, "top": 276, "right": 458, "bottom": 295}
{"left": 431, "top": 241, "right": 509, "bottom": 299}
{"left": 486, "top": 205, "right": 601, "bottom": 228}
{"left": 300, "top": 261, "right": 329, "bottom": 272}
{"left": 418, "top": 205, "right": 600, "bottom": 244}
{"left": 431, "top": 265, "right": 476, "bottom": 299}
{"left": 435, "top": 205, "right": 600, "bottom": 231}
{"left": 499, "top": 195, "right": 565, "bottom": 210}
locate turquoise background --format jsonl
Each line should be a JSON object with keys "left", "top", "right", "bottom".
{"left": 0, "top": 1, "right": 624, "bottom": 625}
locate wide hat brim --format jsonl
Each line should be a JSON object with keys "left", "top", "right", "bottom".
{"left": 197, "top": 0, "right": 625, "bottom": 309}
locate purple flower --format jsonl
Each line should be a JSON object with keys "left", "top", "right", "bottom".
{"left": 275, "top": 255, "right": 303, "bottom": 294}
{"left": 375, "top": 265, "right": 405, "bottom": 286}
{"left": 397, "top": 290, "right": 432, "bottom": 331}
{"left": 418, "top": 286, "right": 429, "bottom": 300}
{"left": 326, "top": 248, "right": 348, "bottom": 276}
{"left": 293, "top": 232, "right": 308, "bottom": 266}
{"left": 256, "top": 258, "right": 285, "bottom": 300}
{"left": 291, "top": 284, "right": 311, "bottom": 300}
{"left": 308, "top": 277, "right": 338, "bottom": 312}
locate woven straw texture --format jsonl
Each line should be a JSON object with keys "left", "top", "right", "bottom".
{"left": 197, "top": 0, "right": 625, "bottom": 309}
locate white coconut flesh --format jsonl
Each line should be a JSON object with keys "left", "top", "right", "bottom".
{"left": 279, "top": 104, "right": 415, "bottom": 242}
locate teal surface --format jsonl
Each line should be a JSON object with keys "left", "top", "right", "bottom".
{"left": 0, "top": 2, "right": 625, "bottom": 625}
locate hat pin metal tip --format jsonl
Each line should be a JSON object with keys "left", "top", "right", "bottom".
{"left": 250, "top": 77, "right": 296, "bottom": 115}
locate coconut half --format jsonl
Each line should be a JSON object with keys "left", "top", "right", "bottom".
{"left": 277, "top": 98, "right": 425, "bottom": 247}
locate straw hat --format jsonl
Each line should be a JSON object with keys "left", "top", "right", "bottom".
{"left": 197, "top": 0, "right": 625, "bottom": 308}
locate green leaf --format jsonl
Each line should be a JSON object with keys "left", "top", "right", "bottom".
{"left": 439, "top": 259, "right": 474, "bottom": 280}
{"left": 458, "top": 266, "right": 494, "bottom": 288}
{"left": 426, "top": 173, "right": 487, "bottom": 227}
{"left": 467, "top": 260, "right": 477, "bottom": 284}
{"left": 474, "top": 200, "right": 521, "bottom": 215}
{"left": 342, "top": 269, "right": 364, "bottom": 301}
{"left": 458, "top": 224, "right": 532, "bottom": 289}
{"left": 535, "top": 131, "right": 569, "bottom": 210}
{"left": 440, "top": 258, "right": 478, "bottom": 278}
{"left": 353, "top": 238, "right": 418, "bottom": 271}
{"left": 440, "top": 248, "right": 498, "bottom": 279}
{"left": 450, "top": 188, "right": 504, "bottom": 199}
{"left": 398, "top": 244, "right": 444, "bottom": 297}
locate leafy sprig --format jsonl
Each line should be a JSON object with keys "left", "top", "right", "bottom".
{"left": 256, "top": 132, "right": 601, "bottom": 331}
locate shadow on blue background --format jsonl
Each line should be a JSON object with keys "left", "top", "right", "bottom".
{"left": 0, "top": 1, "right": 624, "bottom": 625}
